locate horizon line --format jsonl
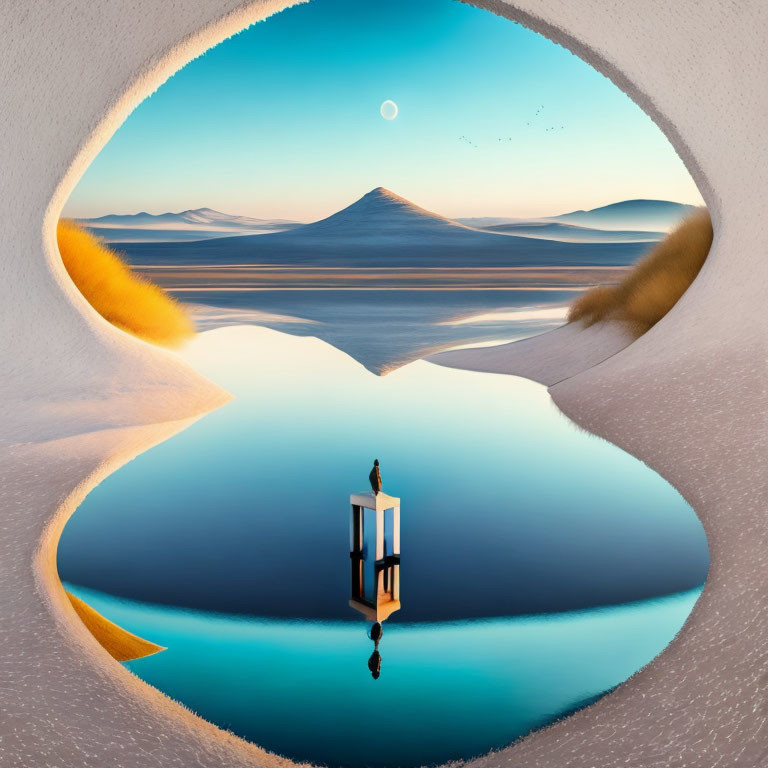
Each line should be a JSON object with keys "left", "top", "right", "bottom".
{"left": 65, "top": 189, "right": 704, "bottom": 224}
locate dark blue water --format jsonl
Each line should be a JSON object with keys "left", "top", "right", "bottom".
{"left": 57, "top": 326, "right": 708, "bottom": 766}
{"left": 58, "top": 326, "right": 708, "bottom": 621}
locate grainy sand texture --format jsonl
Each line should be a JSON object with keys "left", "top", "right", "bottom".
{"left": 1, "top": 0, "right": 766, "bottom": 767}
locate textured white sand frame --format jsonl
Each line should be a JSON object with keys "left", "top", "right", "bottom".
{"left": 1, "top": 1, "right": 767, "bottom": 766}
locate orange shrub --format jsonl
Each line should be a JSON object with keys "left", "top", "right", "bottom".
{"left": 57, "top": 220, "right": 194, "bottom": 348}
{"left": 568, "top": 209, "right": 712, "bottom": 337}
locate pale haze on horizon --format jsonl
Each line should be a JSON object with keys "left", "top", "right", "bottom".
{"left": 62, "top": 0, "right": 704, "bottom": 223}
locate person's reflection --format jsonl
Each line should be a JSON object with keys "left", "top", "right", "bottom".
{"left": 367, "top": 622, "right": 383, "bottom": 679}
{"left": 350, "top": 560, "right": 400, "bottom": 680}
{"left": 368, "top": 649, "right": 382, "bottom": 680}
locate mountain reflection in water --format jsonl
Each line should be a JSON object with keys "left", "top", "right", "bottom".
{"left": 178, "top": 287, "right": 574, "bottom": 374}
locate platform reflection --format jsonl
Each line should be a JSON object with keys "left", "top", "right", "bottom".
{"left": 349, "top": 489, "right": 401, "bottom": 679}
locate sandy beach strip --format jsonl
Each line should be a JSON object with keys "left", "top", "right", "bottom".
{"left": 135, "top": 265, "right": 629, "bottom": 290}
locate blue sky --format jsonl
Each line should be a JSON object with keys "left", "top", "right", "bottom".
{"left": 63, "top": 0, "right": 703, "bottom": 221}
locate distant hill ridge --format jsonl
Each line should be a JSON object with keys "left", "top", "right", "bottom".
{"left": 116, "top": 187, "right": 674, "bottom": 268}
{"left": 76, "top": 207, "right": 301, "bottom": 243}
{"left": 557, "top": 198, "right": 694, "bottom": 216}
{"left": 552, "top": 198, "right": 699, "bottom": 232}
{"left": 79, "top": 191, "right": 699, "bottom": 244}
{"left": 80, "top": 207, "right": 298, "bottom": 229}
{"left": 480, "top": 221, "right": 663, "bottom": 243}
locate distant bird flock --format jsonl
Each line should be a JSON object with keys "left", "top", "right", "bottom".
{"left": 460, "top": 105, "right": 565, "bottom": 148}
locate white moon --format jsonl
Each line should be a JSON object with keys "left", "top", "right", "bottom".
{"left": 380, "top": 100, "right": 398, "bottom": 120}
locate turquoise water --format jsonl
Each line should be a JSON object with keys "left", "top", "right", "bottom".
{"left": 68, "top": 584, "right": 701, "bottom": 768}
{"left": 58, "top": 325, "right": 708, "bottom": 766}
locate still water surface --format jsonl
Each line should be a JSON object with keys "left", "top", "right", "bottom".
{"left": 178, "top": 288, "right": 575, "bottom": 373}
{"left": 67, "top": 583, "right": 700, "bottom": 768}
{"left": 58, "top": 326, "right": 708, "bottom": 766}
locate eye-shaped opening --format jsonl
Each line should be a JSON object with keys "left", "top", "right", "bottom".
{"left": 51, "top": 2, "right": 711, "bottom": 768}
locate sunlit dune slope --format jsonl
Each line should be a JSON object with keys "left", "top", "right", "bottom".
{"left": 57, "top": 220, "right": 194, "bottom": 347}
{"left": 568, "top": 209, "right": 712, "bottom": 337}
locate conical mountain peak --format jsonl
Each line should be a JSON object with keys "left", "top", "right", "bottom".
{"left": 288, "top": 187, "right": 474, "bottom": 240}
{"left": 363, "top": 186, "right": 405, "bottom": 201}
{"left": 359, "top": 186, "right": 437, "bottom": 209}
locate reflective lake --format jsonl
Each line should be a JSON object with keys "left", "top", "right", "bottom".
{"left": 178, "top": 287, "right": 576, "bottom": 373}
{"left": 58, "top": 325, "right": 709, "bottom": 767}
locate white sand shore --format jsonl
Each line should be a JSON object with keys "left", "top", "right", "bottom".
{"left": 2, "top": 418, "right": 305, "bottom": 768}
{"left": 428, "top": 308, "right": 768, "bottom": 768}
{"left": 2, "top": 0, "right": 767, "bottom": 766}
{"left": 430, "top": 321, "right": 634, "bottom": 385}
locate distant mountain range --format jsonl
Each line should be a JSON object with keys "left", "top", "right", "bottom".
{"left": 78, "top": 195, "right": 698, "bottom": 247}
{"left": 117, "top": 187, "right": 672, "bottom": 268}
{"left": 77, "top": 207, "right": 300, "bottom": 242}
